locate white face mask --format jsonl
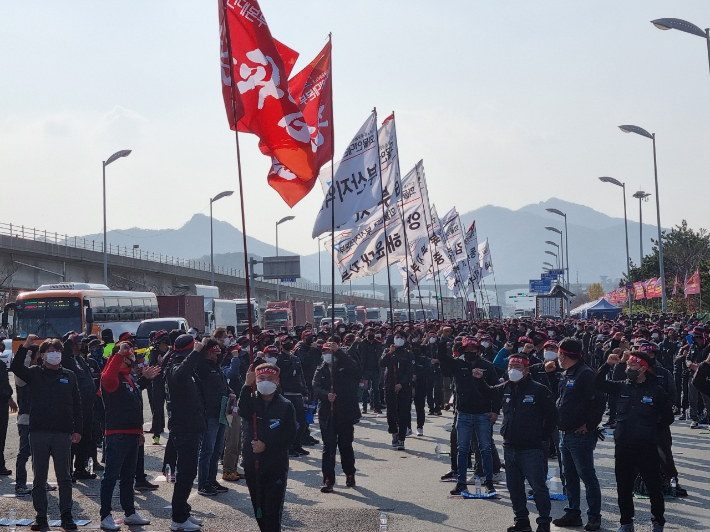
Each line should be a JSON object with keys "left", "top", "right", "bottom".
{"left": 429, "top": 337, "right": 437, "bottom": 344}
{"left": 256, "top": 380, "right": 277, "bottom": 395}
{"left": 547, "top": 331, "right": 554, "bottom": 337}
{"left": 45, "top": 351, "right": 62, "bottom": 366}
{"left": 508, "top": 368, "right": 524, "bottom": 382}
{"left": 517, "top": 347, "right": 523, "bottom": 353}
{"left": 394, "top": 338, "right": 405, "bottom": 347}
{"left": 264, "top": 356, "right": 278, "bottom": 364}
{"left": 481, "top": 341, "right": 490, "bottom": 348}
{"left": 322, "top": 353, "right": 333, "bottom": 365}
{"left": 652, "top": 333, "right": 659, "bottom": 339}
{"left": 544, "top": 350, "right": 557, "bottom": 361}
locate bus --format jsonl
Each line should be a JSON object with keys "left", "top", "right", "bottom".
{"left": 2, "top": 283, "right": 158, "bottom": 351}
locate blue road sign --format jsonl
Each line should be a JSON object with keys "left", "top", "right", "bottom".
{"left": 281, "top": 278, "right": 296, "bottom": 283}
{"left": 529, "top": 279, "right": 552, "bottom": 294}
{"left": 541, "top": 273, "right": 557, "bottom": 281}
{"left": 548, "top": 269, "right": 564, "bottom": 277}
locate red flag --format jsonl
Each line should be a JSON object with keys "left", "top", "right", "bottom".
{"left": 646, "top": 278, "right": 657, "bottom": 299}
{"left": 685, "top": 269, "right": 701, "bottom": 295}
{"left": 220, "top": 0, "right": 315, "bottom": 180}
{"left": 633, "top": 281, "right": 645, "bottom": 300}
{"left": 266, "top": 39, "right": 334, "bottom": 206}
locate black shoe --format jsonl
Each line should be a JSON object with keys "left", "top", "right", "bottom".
{"left": 362, "top": 407, "right": 368, "bottom": 414}
{"left": 484, "top": 481, "right": 497, "bottom": 495}
{"left": 135, "top": 479, "right": 159, "bottom": 491}
{"left": 198, "top": 485, "right": 218, "bottom": 496}
{"left": 320, "top": 479, "right": 334, "bottom": 493}
{"left": 31, "top": 518, "right": 49, "bottom": 532}
{"left": 45, "top": 483, "right": 56, "bottom": 491}
{"left": 391, "top": 434, "right": 398, "bottom": 448}
{"left": 93, "top": 462, "right": 105, "bottom": 471}
{"left": 293, "top": 446, "right": 310, "bottom": 456}
{"left": 211, "top": 481, "right": 229, "bottom": 493}
{"left": 678, "top": 413, "right": 687, "bottom": 421}
{"left": 346, "top": 474, "right": 356, "bottom": 487}
{"left": 506, "top": 519, "right": 532, "bottom": 532}
{"left": 434, "top": 410, "right": 442, "bottom": 416}
{"left": 552, "top": 514, "right": 583, "bottom": 527}
{"left": 302, "top": 435, "right": 320, "bottom": 446}
{"left": 450, "top": 482, "right": 468, "bottom": 495}
{"left": 289, "top": 449, "right": 302, "bottom": 458}
{"left": 73, "top": 470, "right": 97, "bottom": 480}
{"left": 61, "top": 514, "right": 78, "bottom": 530}
{"left": 584, "top": 517, "right": 601, "bottom": 531}
{"left": 0, "top": 468, "right": 12, "bottom": 476}
{"left": 373, "top": 409, "right": 383, "bottom": 414}
{"left": 535, "top": 524, "right": 551, "bottom": 532}
{"left": 443, "top": 404, "right": 451, "bottom": 411}
{"left": 690, "top": 421, "right": 700, "bottom": 429}
{"left": 675, "top": 483, "right": 688, "bottom": 497}
{"left": 440, "top": 470, "right": 457, "bottom": 481}
{"left": 397, "top": 441, "right": 405, "bottom": 450}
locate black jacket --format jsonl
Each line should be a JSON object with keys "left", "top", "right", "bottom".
{"left": 275, "top": 352, "right": 308, "bottom": 396}
{"left": 652, "top": 364, "right": 676, "bottom": 406}
{"left": 595, "top": 364, "right": 674, "bottom": 447}
{"left": 556, "top": 360, "right": 605, "bottom": 432}
{"left": 61, "top": 347, "right": 96, "bottom": 409}
{"left": 101, "top": 371, "right": 144, "bottom": 432}
{"left": 413, "top": 352, "right": 433, "bottom": 385}
{"left": 312, "top": 349, "right": 361, "bottom": 425}
{"left": 295, "top": 342, "right": 322, "bottom": 388}
{"left": 166, "top": 349, "right": 206, "bottom": 433}
{"left": 692, "top": 361, "right": 710, "bottom": 396}
{"left": 438, "top": 346, "right": 501, "bottom": 415}
{"left": 356, "top": 339, "right": 383, "bottom": 372}
{"left": 0, "top": 361, "right": 12, "bottom": 403}
{"left": 529, "top": 361, "right": 562, "bottom": 402}
{"left": 12, "top": 345, "right": 82, "bottom": 434}
{"left": 379, "top": 346, "right": 415, "bottom": 390}
{"left": 480, "top": 375, "right": 557, "bottom": 449}
{"left": 196, "top": 359, "right": 230, "bottom": 419}
{"left": 237, "top": 386, "right": 297, "bottom": 472}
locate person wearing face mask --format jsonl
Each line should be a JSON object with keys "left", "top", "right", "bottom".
{"left": 14, "top": 344, "right": 38, "bottom": 496}
{"left": 474, "top": 354, "right": 557, "bottom": 532}
{"left": 412, "top": 341, "right": 432, "bottom": 436}
{"left": 685, "top": 326, "right": 710, "bottom": 429}
{"left": 294, "top": 330, "right": 322, "bottom": 447}
{"left": 313, "top": 341, "right": 361, "bottom": 492}
{"left": 238, "top": 363, "right": 297, "bottom": 532}
{"left": 274, "top": 336, "right": 310, "bottom": 458}
{"left": 98, "top": 342, "right": 151, "bottom": 531}
{"left": 426, "top": 332, "right": 443, "bottom": 416}
{"left": 356, "top": 328, "right": 384, "bottom": 415}
{"left": 12, "top": 335, "right": 83, "bottom": 532}
{"left": 595, "top": 350, "right": 673, "bottom": 532}
{"left": 380, "top": 331, "right": 414, "bottom": 450}
{"left": 146, "top": 330, "right": 171, "bottom": 445}
{"left": 195, "top": 338, "right": 232, "bottom": 496}
{"left": 439, "top": 336, "right": 500, "bottom": 496}
{"left": 553, "top": 338, "right": 605, "bottom": 532}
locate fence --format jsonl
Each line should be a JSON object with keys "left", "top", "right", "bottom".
{"left": 0, "top": 222, "right": 385, "bottom": 300}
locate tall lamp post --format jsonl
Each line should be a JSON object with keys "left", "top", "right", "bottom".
{"left": 651, "top": 18, "right": 710, "bottom": 79}
{"left": 545, "top": 226, "right": 565, "bottom": 287}
{"left": 619, "top": 125, "right": 667, "bottom": 313}
{"left": 276, "top": 215, "right": 296, "bottom": 300}
{"left": 546, "top": 209, "right": 570, "bottom": 288}
{"left": 632, "top": 191, "right": 651, "bottom": 263}
{"left": 210, "top": 190, "right": 234, "bottom": 286}
{"left": 545, "top": 241, "right": 560, "bottom": 269}
{"left": 599, "top": 176, "right": 632, "bottom": 314}
{"left": 543, "top": 261, "right": 554, "bottom": 269}
{"left": 317, "top": 235, "right": 327, "bottom": 297}
{"left": 102, "top": 150, "right": 132, "bottom": 285}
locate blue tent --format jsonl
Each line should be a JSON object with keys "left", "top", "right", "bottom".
{"left": 571, "top": 297, "right": 622, "bottom": 319}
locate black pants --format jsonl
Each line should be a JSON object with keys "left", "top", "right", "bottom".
{"left": 386, "top": 385, "right": 412, "bottom": 442}
{"left": 30, "top": 431, "right": 73, "bottom": 520}
{"left": 0, "top": 402, "right": 8, "bottom": 470}
{"left": 163, "top": 433, "right": 177, "bottom": 474}
{"left": 426, "top": 371, "right": 443, "bottom": 411}
{"left": 134, "top": 444, "right": 147, "bottom": 483}
{"left": 413, "top": 382, "right": 427, "bottom": 429}
{"left": 150, "top": 381, "right": 166, "bottom": 437}
{"left": 245, "top": 467, "right": 288, "bottom": 532}
{"left": 283, "top": 394, "right": 305, "bottom": 449}
{"left": 320, "top": 418, "right": 355, "bottom": 483}
{"left": 72, "top": 407, "right": 94, "bottom": 472}
{"left": 170, "top": 432, "right": 201, "bottom": 523}
{"left": 615, "top": 444, "right": 665, "bottom": 526}
{"left": 674, "top": 367, "right": 689, "bottom": 411}
{"left": 657, "top": 425, "right": 677, "bottom": 480}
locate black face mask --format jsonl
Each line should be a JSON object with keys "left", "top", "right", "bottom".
{"left": 533, "top": 337, "right": 544, "bottom": 346}
{"left": 626, "top": 368, "right": 641, "bottom": 382}
{"left": 282, "top": 343, "right": 293, "bottom": 351}
{"left": 367, "top": 334, "right": 375, "bottom": 341}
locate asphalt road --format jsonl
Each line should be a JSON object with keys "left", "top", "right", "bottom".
{"left": 0, "top": 391, "right": 707, "bottom": 532}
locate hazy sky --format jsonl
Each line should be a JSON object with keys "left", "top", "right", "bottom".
{"left": 2, "top": 1, "right": 710, "bottom": 258}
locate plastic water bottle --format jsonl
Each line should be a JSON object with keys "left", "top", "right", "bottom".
{"left": 88, "top": 458, "right": 94, "bottom": 476}
{"left": 9, "top": 508, "right": 16, "bottom": 532}
{"left": 474, "top": 477, "right": 482, "bottom": 496}
{"left": 165, "top": 465, "right": 172, "bottom": 483}
{"left": 379, "top": 511, "right": 387, "bottom": 531}
{"left": 434, "top": 443, "right": 441, "bottom": 458}
{"left": 670, "top": 477, "right": 677, "bottom": 497}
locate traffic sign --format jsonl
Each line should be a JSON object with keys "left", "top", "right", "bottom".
{"left": 548, "top": 269, "right": 564, "bottom": 277}
{"left": 541, "top": 273, "right": 557, "bottom": 281}
{"left": 625, "top": 282, "right": 634, "bottom": 290}
{"left": 529, "top": 279, "right": 552, "bottom": 294}
{"left": 280, "top": 278, "right": 296, "bottom": 283}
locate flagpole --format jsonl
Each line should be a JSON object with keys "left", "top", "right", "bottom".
{"left": 488, "top": 245, "right": 501, "bottom": 317}
{"left": 373, "top": 108, "right": 395, "bottom": 325}
{"left": 414, "top": 163, "right": 442, "bottom": 319}
{"left": 328, "top": 34, "right": 336, "bottom": 331}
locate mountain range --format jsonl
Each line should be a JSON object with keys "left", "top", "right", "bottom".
{"left": 80, "top": 198, "right": 663, "bottom": 286}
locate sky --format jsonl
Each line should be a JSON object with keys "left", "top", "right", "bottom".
{"left": 2, "top": 1, "right": 710, "bottom": 259}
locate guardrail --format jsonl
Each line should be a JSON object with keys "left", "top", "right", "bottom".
{"left": 0, "top": 222, "right": 385, "bottom": 301}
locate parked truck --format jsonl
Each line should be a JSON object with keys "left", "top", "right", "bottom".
{"left": 441, "top": 297, "right": 464, "bottom": 320}
{"left": 263, "top": 300, "right": 314, "bottom": 331}
{"left": 313, "top": 303, "right": 326, "bottom": 327}
{"left": 157, "top": 295, "right": 205, "bottom": 331}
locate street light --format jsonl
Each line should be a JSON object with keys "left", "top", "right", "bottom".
{"left": 651, "top": 18, "right": 710, "bottom": 79}
{"left": 103, "top": 150, "right": 132, "bottom": 285}
{"left": 210, "top": 190, "right": 234, "bottom": 286}
{"left": 619, "top": 125, "right": 667, "bottom": 312}
{"left": 543, "top": 261, "right": 554, "bottom": 268}
{"left": 545, "top": 241, "right": 560, "bottom": 268}
{"left": 632, "top": 191, "right": 651, "bottom": 263}
{"left": 599, "top": 176, "right": 632, "bottom": 314}
{"left": 276, "top": 215, "right": 296, "bottom": 299}
{"left": 545, "top": 226, "right": 565, "bottom": 283}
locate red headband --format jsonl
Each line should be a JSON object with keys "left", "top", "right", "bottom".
{"left": 256, "top": 366, "right": 280, "bottom": 377}
{"left": 558, "top": 348, "right": 579, "bottom": 357}
{"left": 627, "top": 355, "right": 649, "bottom": 368}
{"left": 508, "top": 356, "right": 530, "bottom": 367}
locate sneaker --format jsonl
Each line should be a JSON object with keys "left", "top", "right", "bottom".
{"left": 61, "top": 515, "right": 78, "bottom": 530}
{"left": 303, "top": 435, "right": 320, "bottom": 445}
{"left": 135, "top": 479, "right": 159, "bottom": 491}
{"left": 94, "top": 462, "right": 105, "bottom": 471}
{"left": 678, "top": 413, "right": 687, "bottom": 421}
{"left": 222, "top": 471, "right": 241, "bottom": 481}
{"left": 492, "top": 471, "right": 505, "bottom": 483}
{"left": 406, "top": 428, "right": 413, "bottom": 436}
{"left": 651, "top": 521, "right": 663, "bottom": 532}
{"left": 152, "top": 435, "right": 161, "bottom": 445}
{"left": 450, "top": 482, "right": 468, "bottom": 495}
{"left": 416, "top": 427, "right": 423, "bottom": 436}
{"left": 391, "top": 434, "right": 398, "bottom": 448}
{"left": 124, "top": 513, "right": 151, "bottom": 526}
{"left": 552, "top": 514, "right": 583, "bottom": 527}
{"left": 31, "top": 518, "right": 49, "bottom": 532}
{"left": 170, "top": 519, "right": 201, "bottom": 531}
{"left": 320, "top": 479, "right": 334, "bottom": 493}
{"left": 188, "top": 515, "right": 203, "bottom": 526}
{"left": 397, "top": 440, "right": 405, "bottom": 450}
{"left": 484, "top": 481, "right": 497, "bottom": 495}
{"left": 293, "top": 446, "right": 310, "bottom": 456}
{"left": 198, "top": 484, "right": 218, "bottom": 496}
{"left": 45, "top": 483, "right": 56, "bottom": 491}
{"left": 675, "top": 482, "right": 688, "bottom": 497}
{"left": 584, "top": 517, "right": 601, "bottom": 531}
{"left": 346, "top": 474, "right": 356, "bottom": 488}
{"left": 289, "top": 449, "right": 302, "bottom": 458}
{"left": 506, "top": 519, "right": 532, "bottom": 532}
{"left": 211, "top": 481, "right": 229, "bottom": 493}
{"left": 73, "top": 469, "right": 97, "bottom": 480}
{"left": 15, "top": 485, "right": 32, "bottom": 496}
{"left": 690, "top": 421, "right": 700, "bottom": 429}
{"left": 440, "top": 470, "right": 457, "bottom": 481}
{"left": 616, "top": 525, "right": 634, "bottom": 532}
{"left": 535, "top": 525, "right": 551, "bottom": 532}
{"left": 362, "top": 407, "right": 368, "bottom": 414}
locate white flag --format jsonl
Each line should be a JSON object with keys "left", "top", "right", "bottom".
{"left": 479, "top": 238, "right": 494, "bottom": 278}
{"left": 312, "top": 112, "right": 381, "bottom": 238}
{"left": 439, "top": 207, "right": 458, "bottom": 230}
{"left": 400, "top": 163, "right": 429, "bottom": 242}
{"left": 465, "top": 221, "right": 481, "bottom": 288}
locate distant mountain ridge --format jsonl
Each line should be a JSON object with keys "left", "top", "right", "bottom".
{"left": 80, "top": 198, "right": 662, "bottom": 285}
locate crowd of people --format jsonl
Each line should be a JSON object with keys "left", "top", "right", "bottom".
{"left": 0, "top": 313, "right": 708, "bottom": 532}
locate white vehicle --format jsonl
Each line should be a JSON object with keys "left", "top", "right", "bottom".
{"left": 326, "top": 304, "right": 348, "bottom": 324}
{"left": 135, "top": 317, "right": 190, "bottom": 348}
{"left": 234, "top": 298, "right": 260, "bottom": 334}
{"left": 366, "top": 307, "right": 386, "bottom": 322}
